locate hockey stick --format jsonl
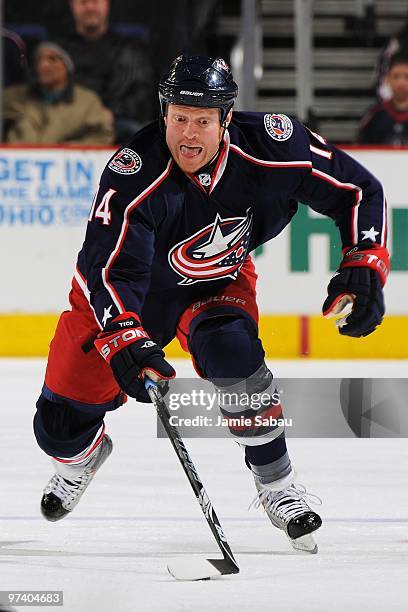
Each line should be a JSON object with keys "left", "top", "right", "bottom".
{"left": 144, "top": 377, "right": 240, "bottom": 581}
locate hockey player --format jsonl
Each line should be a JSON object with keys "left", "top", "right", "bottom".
{"left": 35, "top": 55, "right": 389, "bottom": 554}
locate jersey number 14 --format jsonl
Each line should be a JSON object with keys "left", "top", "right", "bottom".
{"left": 88, "top": 188, "right": 117, "bottom": 226}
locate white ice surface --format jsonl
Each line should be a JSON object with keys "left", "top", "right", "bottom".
{"left": 1, "top": 358, "right": 407, "bottom": 612}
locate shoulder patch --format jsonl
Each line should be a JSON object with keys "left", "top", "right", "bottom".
{"left": 264, "top": 113, "right": 293, "bottom": 142}
{"left": 108, "top": 148, "right": 142, "bottom": 175}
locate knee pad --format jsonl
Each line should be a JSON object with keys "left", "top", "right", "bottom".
{"left": 190, "top": 315, "right": 264, "bottom": 379}
{"left": 34, "top": 394, "right": 106, "bottom": 458}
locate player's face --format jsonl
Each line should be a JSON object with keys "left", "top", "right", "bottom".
{"left": 388, "top": 64, "right": 408, "bottom": 103}
{"left": 165, "top": 105, "right": 226, "bottom": 173}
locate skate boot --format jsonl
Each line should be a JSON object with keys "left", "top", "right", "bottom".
{"left": 41, "top": 434, "right": 113, "bottom": 522}
{"left": 250, "top": 474, "right": 322, "bottom": 554}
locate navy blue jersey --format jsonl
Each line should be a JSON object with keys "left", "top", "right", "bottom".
{"left": 76, "top": 112, "right": 387, "bottom": 346}
{"left": 357, "top": 100, "right": 408, "bottom": 145}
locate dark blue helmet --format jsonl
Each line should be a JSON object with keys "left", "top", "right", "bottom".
{"left": 158, "top": 55, "right": 238, "bottom": 125}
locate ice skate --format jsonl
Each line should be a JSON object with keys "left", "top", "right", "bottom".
{"left": 250, "top": 474, "right": 322, "bottom": 554}
{"left": 41, "top": 434, "right": 113, "bottom": 522}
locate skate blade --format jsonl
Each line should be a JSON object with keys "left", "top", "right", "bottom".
{"left": 287, "top": 533, "right": 318, "bottom": 554}
{"left": 167, "top": 556, "right": 239, "bottom": 581}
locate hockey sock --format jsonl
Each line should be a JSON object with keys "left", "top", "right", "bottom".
{"left": 34, "top": 392, "right": 107, "bottom": 458}
{"left": 53, "top": 424, "right": 105, "bottom": 465}
{"left": 245, "top": 433, "right": 292, "bottom": 485}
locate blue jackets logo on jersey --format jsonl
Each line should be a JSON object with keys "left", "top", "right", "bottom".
{"left": 108, "top": 148, "right": 142, "bottom": 175}
{"left": 169, "top": 209, "right": 253, "bottom": 285}
{"left": 264, "top": 113, "right": 293, "bottom": 141}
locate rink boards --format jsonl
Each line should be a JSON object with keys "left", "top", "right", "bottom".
{"left": 1, "top": 312, "right": 407, "bottom": 359}
{"left": 0, "top": 145, "right": 407, "bottom": 358}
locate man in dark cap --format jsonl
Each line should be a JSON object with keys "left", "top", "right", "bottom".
{"left": 3, "top": 41, "right": 113, "bottom": 144}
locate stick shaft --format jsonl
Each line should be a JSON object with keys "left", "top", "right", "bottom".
{"left": 145, "top": 379, "right": 239, "bottom": 573}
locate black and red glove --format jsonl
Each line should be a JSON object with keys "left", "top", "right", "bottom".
{"left": 322, "top": 244, "right": 389, "bottom": 337}
{"left": 94, "top": 312, "right": 175, "bottom": 401}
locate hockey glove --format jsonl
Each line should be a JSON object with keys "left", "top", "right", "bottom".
{"left": 94, "top": 312, "right": 175, "bottom": 401}
{"left": 322, "top": 244, "right": 389, "bottom": 337}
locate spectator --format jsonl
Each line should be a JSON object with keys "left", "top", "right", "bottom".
{"left": 3, "top": 41, "right": 113, "bottom": 144}
{"left": 357, "top": 53, "right": 408, "bottom": 145}
{"left": 57, "top": 0, "right": 154, "bottom": 142}
{"left": 376, "top": 15, "right": 408, "bottom": 101}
